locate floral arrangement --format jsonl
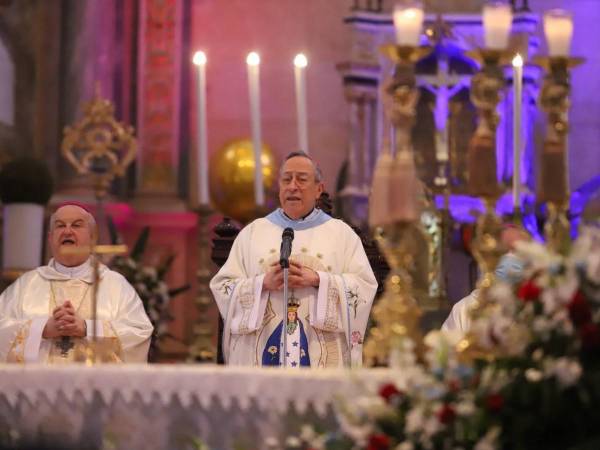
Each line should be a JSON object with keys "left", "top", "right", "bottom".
{"left": 108, "top": 220, "right": 189, "bottom": 361}
{"left": 292, "top": 227, "right": 600, "bottom": 450}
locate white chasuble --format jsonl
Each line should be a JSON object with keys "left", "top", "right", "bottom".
{"left": 0, "top": 258, "right": 153, "bottom": 363}
{"left": 210, "top": 210, "right": 377, "bottom": 368}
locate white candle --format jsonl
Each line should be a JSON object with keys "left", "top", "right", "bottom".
{"left": 246, "top": 51, "right": 264, "bottom": 206}
{"left": 512, "top": 53, "right": 523, "bottom": 212}
{"left": 392, "top": 2, "right": 424, "bottom": 46}
{"left": 544, "top": 9, "right": 573, "bottom": 57}
{"left": 293, "top": 53, "right": 309, "bottom": 154}
{"left": 482, "top": 2, "right": 513, "bottom": 50}
{"left": 193, "top": 51, "right": 209, "bottom": 205}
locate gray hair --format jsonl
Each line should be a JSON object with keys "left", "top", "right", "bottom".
{"left": 280, "top": 151, "right": 323, "bottom": 183}
{"left": 49, "top": 207, "right": 97, "bottom": 236}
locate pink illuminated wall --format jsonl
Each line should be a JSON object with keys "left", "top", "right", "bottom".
{"left": 189, "top": 0, "right": 352, "bottom": 197}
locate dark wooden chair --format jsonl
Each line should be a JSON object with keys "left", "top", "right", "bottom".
{"left": 210, "top": 193, "right": 389, "bottom": 364}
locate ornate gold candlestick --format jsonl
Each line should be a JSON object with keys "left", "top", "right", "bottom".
{"left": 188, "top": 203, "right": 216, "bottom": 362}
{"left": 365, "top": 44, "right": 430, "bottom": 367}
{"left": 534, "top": 56, "right": 584, "bottom": 255}
{"left": 455, "top": 48, "right": 510, "bottom": 361}
{"left": 60, "top": 84, "right": 137, "bottom": 364}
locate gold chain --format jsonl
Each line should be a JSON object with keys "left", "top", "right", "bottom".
{"left": 49, "top": 281, "right": 90, "bottom": 314}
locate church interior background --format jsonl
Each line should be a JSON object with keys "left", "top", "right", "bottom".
{"left": 1, "top": 0, "right": 600, "bottom": 448}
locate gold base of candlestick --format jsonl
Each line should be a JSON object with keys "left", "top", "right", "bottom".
{"left": 74, "top": 338, "right": 121, "bottom": 365}
{"left": 364, "top": 222, "right": 424, "bottom": 367}
{"left": 188, "top": 204, "right": 216, "bottom": 363}
{"left": 456, "top": 197, "right": 505, "bottom": 362}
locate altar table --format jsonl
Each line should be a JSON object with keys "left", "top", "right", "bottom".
{"left": 0, "top": 365, "right": 393, "bottom": 450}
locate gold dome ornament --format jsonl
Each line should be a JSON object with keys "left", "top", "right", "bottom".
{"left": 209, "top": 139, "right": 277, "bottom": 223}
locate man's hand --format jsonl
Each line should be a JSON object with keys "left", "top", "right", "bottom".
{"left": 263, "top": 262, "right": 284, "bottom": 291}
{"left": 42, "top": 309, "right": 62, "bottom": 339}
{"left": 288, "top": 260, "right": 319, "bottom": 289}
{"left": 51, "top": 301, "right": 87, "bottom": 338}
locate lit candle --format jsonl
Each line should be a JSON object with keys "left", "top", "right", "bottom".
{"left": 392, "top": 1, "right": 424, "bottom": 46}
{"left": 193, "top": 51, "right": 209, "bottom": 205}
{"left": 482, "top": 1, "right": 513, "bottom": 50}
{"left": 246, "top": 51, "right": 264, "bottom": 206}
{"left": 543, "top": 9, "right": 573, "bottom": 57}
{"left": 294, "top": 53, "right": 309, "bottom": 154}
{"left": 512, "top": 53, "right": 523, "bottom": 212}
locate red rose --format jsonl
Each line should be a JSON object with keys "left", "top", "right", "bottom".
{"left": 568, "top": 290, "right": 592, "bottom": 327}
{"left": 580, "top": 323, "right": 600, "bottom": 351}
{"left": 367, "top": 434, "right": 390, "bottom": 450}
{"left": 378, "top": 383, "right": 402, "bottom": 403}
{"left": 486, "top": 393, "right": 504, "bottom": 412}
{"left": 437, "top": 404, "right": 456, "bottom": 424}
{"left": 517, "top": 280, "right": 542, "bottom": 302}
{"left": 448, "top": 379, "right": 460, "bottom": 393}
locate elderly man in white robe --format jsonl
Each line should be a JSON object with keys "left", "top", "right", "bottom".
{"left": 0, "top": 203, "right": 153, "bottom": 363}
{"left": 210, "top": 151, "right": 377, "bottom": 368}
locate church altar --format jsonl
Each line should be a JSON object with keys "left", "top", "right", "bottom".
{"left": 0, "top": 365, "right": 392, "bottom": 450}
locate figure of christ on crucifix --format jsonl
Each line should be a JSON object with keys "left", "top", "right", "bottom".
{"left": 0, "top": 203, "right": 153, "bottom": 364}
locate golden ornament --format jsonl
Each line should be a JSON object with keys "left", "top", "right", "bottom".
{"left": 210, "top": 139, "right": 277, "bottom": 223}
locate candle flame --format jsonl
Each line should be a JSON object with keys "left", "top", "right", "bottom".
{"left": 512, "top": 53, "right": 523, "bottom": 67}
{"left": 294, "top": 53, "right": 308, "bottom": 68}
{"left": 193, "top": 51, "right": 207, "bottom": 66}
{"left": 246, "top": 52, "right": 260, "bottom": 66}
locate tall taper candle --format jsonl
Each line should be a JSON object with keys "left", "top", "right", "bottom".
{"left": 512, "top": 54, "right": 523, "bottom": 212}
{"left": 294, "top": 53, "right": 309, "bottom": 154}
{"left": 247, "top": 51, "right": 265, "bottom": 206}
{"left": 193, "top": 51, "right": 209, "bottom": 205}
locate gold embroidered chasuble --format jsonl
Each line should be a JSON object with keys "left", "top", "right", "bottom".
{"left": 0, "top": 259, "right": 153, "bottom": 363}
{"left": 210, "top": 216, "right": 377, "bottom": 368}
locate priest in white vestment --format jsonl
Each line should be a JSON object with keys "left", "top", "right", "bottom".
{"left": 442, "top": 226, "right": 529, "bottom": 333}
{"left": 210, "top": 152, "right": 378, "bottom": 368}
{"left": 0, "top": 203, "right": 153, "bottom": 363}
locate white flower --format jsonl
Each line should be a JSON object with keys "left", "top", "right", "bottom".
{"left": 284, "top": 436, "right": 302, "bottom": 447}
{"left": 395, "top": 442, "right": 414, "bottom": 450}
{"left": 405, "top": 405, "right": 425, "bottom": 434}
{"left": 547, "top": 357, "right": 582, "bottom": 388}
{"left": 525, "top": 368, "right": 543, "bottom": 382}
{"left": 455, "top": 399, "right": 476, "bottom": 416}
{"left": 423, "top": 415, "right": 442, "bottom": 437}
{"left": 142, "top": 266, "right": 157, "bottom": 279}
{"left": 474, "top": 426, "right": 500, "bottom": 450}
{"left": 424, "top": 330, "right": 462, "bottom": 370}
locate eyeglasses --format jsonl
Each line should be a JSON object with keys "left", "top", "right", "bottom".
{"left": 279, "top": 172, "right": 315, "bottom": 187}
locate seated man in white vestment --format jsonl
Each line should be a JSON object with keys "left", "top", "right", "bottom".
{"left": 210, "top": 152, "right": 378, "bottom": 368}
{"left": 442, "top": 225, "right": 530, "bottom": 333}
{"left": 0, "top": 203, "right": 153, "bottom": 363}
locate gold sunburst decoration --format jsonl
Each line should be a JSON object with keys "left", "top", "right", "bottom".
{"left": 61, "top": 84, "right": 137, "bottom": 198}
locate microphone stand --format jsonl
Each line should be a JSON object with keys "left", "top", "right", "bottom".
{"left": 281, "top": 258, "right": 289, "bottom": 368}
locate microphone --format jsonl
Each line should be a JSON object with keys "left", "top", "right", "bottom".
{"left": 279, "top": 227, "right": 294, "bottom": 268}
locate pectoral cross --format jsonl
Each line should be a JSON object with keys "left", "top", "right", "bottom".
{"left": 56, "top": 336, "right": 75, "bottom": 357}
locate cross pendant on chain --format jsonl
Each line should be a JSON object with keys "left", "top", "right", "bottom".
{"left": 56, "top": 336, "right": 75, "bottom": 357}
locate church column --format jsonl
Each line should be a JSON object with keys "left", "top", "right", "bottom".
{"left": 53, "top": 0, "right": 118, "bottom": 200}
{"left": 133, "top": 0, "right": 186, "bottom": 211}
{"left": 337, "top": 85, "right": 377, "bottom": 227}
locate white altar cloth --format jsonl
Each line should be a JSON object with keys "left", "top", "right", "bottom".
{"left": 0, "top": 364, "right": 393, "bottom": 450}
